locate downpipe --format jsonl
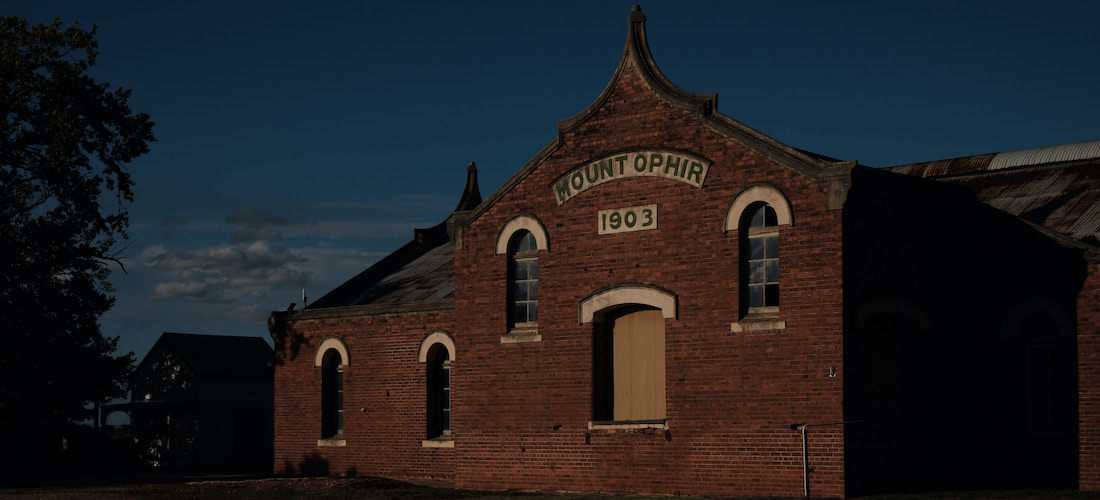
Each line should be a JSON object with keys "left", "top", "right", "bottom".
{"left": 790, "top": 420, "right": 865, "bottom": 498}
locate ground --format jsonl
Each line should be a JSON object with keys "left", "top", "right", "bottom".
{"left": 2, "top": 475, "right": 1100, "bottom": 500}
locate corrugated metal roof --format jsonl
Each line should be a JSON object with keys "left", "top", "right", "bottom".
{"left": 989, "top": 140, "right": 1100, "bottom": 171}
{"left": 887, "top": 153, "right": 996, "bottom": 178}
{"left": 336, "top": 241, "right": 455, "bottom": 307}
{"left": 307, "top": 221, "right": 456, "bottom": 310}
{"left": 889, "top": 152, "right": 1100, "bottom": 246}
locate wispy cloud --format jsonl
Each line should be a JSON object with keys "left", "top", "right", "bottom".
{"left": 144, "top": 240, "right": 308, "bottom": 301}
{"left": 139, "top": 205, "right": 402, "bottom": 321}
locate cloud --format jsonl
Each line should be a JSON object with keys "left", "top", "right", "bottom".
{"left": 146, "top": 240, "right": 308, "bottom": 301}
{"left": 152, "top": 240, "right": 301, "bottom": 272}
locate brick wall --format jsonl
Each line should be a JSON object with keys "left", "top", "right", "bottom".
{"left": 273, "top": 311, "right": 456, "bottom": 480}
{"left": 1080, "top": 263, "right": 1100, "bottom": 490}
{"left": 451, "top": 65, "right": 846, "bottom": 497}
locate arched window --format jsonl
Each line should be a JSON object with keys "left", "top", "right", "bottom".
{"left": 1019, "top": 311, "right": 1071, "bottom": 435}
{"left": 425, "top": 344, "right": 451, "bottom": 439}
{"left": 419, "top": 331, "right": 456, "bottom": 446}
{"left": 509, "top": 230, "right": 538, "bottom": 329}
{"left": 743, "top": 203, "right": 779, "bottom": 312}
{"left": 320, "top": 349, "right": 344, "bottom": 438}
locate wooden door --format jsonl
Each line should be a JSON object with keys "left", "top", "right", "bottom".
{"left": 612, "top": 309, "right": 666, "bottom": 421}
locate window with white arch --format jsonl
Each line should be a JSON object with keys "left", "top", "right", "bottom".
{"left": 496, "top": 215, "right": 548, "bottom": 341}
{"left": 726, "top": 185, "right": 791, "bottom": 332}
{"left": 419, "top": 331, "right": 456, "bottom": 447}
{"left": 314, "top": 337, "right": 349, "bottom": 442}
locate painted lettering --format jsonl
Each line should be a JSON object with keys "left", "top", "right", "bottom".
{"left": 571, "top": 171, "right": 585, "bottom": 190}
{"left": 599, "top": 159, "right": 614, "bottom": 180}
{"left": 649, "top": 153, "right": 663, "bottom": 173}
{"left": 597, "top": 203, "right": 659, "bottom": 235}
{"left": 585, "top": 163, "right": 600, "bottom": 183}
{"left": 553, "top": 149, "right": 711, "bottom": 205}
{"left": 554, "top": 179, "right": 572, "bottom": 204}
{"left": 687, "top": 161, "right": 704, "bottom": 185}
{"left": 664, "top": 155, "right": 681, "bottom": 177}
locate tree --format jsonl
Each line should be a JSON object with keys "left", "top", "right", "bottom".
{"left": 0, "top": 16, "right": 154, "bottom": 473}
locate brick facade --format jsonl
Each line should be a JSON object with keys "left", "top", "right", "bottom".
{"left": 270, "top": 6, "right": 1096, "bottom": 498}
{"left": 1080, "top": 262, "right": 1100, "bottom": 490}
{"left": 272, "top": 311, "right": 456, "bottom": 479}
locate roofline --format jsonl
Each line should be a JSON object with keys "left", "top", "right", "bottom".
{"left": 888, "top": 139, "right": 1100, "bottom": 178}
{"left": 465, "top": 6, "right": 849, "bottom": 225}
{"left": 272, "top": 297, "right": 454, "bottom": 323}
{"left": 306, "top": 222, "right": 450, "bottom": 309}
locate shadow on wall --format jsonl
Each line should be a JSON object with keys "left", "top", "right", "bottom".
{"left": 268, "top": 311, "right": 309, "bottom": 366}
{"left": 282, "top": 454, "right": 360, "bottom": 478}
{"left": 283, "top": 453, "right": 328, "bottom": 477}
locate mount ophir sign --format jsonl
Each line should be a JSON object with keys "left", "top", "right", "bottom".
{"left": 553, "top": 149, "right": 711, "bottom": 205}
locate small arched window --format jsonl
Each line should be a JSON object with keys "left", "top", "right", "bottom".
{"left": 509, "top": 230, "right": 538, "bottom": 328}
{"left": 744, "top": 203, "right": 779, "bottom": 312}
{"left": 320, "top": 349, "right": 344, "bottom": 438}
{"left": 425, "top": 344, "right": 451, "bottom": 439}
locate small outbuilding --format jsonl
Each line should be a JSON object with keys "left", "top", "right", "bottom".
{"left": 121, "top": 332, "right": 274, "bottom": 470}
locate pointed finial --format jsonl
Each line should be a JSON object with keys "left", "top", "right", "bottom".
{"left": 454, "top": 161, "right": 483, "bottom": 212}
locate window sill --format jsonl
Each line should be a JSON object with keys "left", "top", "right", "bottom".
{"left": 501, "top": 326, "right": 540, "bottom": 344}
{"left": 421, "top": 437, "right": 455, "bottom": 448}
{"left": 588, "top": 419, "right": 667, "bottom": 431}
{"left": 317, "top": 437, "right": 346, "bottom": 447}
{"left": 731, "top": 312, "right": 786, "bottom": 332}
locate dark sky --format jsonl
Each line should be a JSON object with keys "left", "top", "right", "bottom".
{"left": 8, "top": 0, "right": 1100, "bottom": 359}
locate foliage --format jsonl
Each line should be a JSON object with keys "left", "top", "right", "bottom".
{"left": 0, "top": 16, "right": 154, "bottom": 473}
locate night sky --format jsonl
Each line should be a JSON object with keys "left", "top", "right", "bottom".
{"left": 7, "top": 0, "right": 1100, "bottom": 361}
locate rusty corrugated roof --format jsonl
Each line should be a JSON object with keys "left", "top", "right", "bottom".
{"left": 305, "top": 164, "right": 484, "bottom": 312}
{"left": 887, "top": 141, "right": 1100, "bottom": 246}
{"left": 308, "top": 223, "right": 455, "bottom": 310}
{"left": 332, "top": 239, "right": 455, "bottom": 307}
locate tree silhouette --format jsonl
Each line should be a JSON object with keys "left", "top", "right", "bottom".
{"left": 0, "top": 16, "right": 154, "bottom": 474}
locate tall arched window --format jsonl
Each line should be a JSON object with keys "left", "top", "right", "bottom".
{"left": 743, "top": 203, "right": 779, "bottom": 312}
{"left": 425, "top": 344, "right": 451, "bottom": 439}
{"left": 320, "top": 349, "right": 344, "bottom": 438}
{"left": 419, "top": 331, "right": 456, "bottom": 446}
{"left": 1019, "top": 311, "right": 1071, "bottom": 435}
{"left": 509, "top": 230, "right": 538, "bottom": 328}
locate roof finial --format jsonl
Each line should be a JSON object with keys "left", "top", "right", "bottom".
{"left": 453, "top": 161, "right": 483, "bottom": 212}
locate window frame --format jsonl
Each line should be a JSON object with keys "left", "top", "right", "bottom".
{"left": 495, "top": 215, "right": 548, "bottom": 343}
{"left": 314, "top": 337, "right": 349, "bottom": 446}
{"left": 725, "top": 185, "right": 791, "bottom": 333}
{"left": 419, "top": 331, "right": 456, "bottom": 448}
{"left": 425, "top": 344, "right": 451, "bottom": 440}
{"left": 508, "top": 230, "right": 539, "bottom": 330}
{"left": 744, "top": 203, "right": 780, "bottom": 314}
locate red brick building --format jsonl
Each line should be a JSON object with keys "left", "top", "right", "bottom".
{"left": 269, "top": 6, "right": 1100, "bottom": 497}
